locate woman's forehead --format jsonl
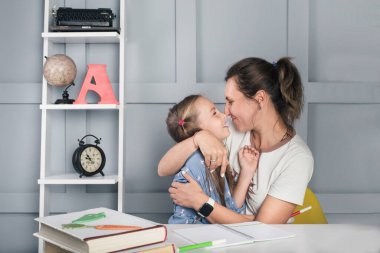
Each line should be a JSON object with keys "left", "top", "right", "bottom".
{"left": 225, "top": 78, "right": 242, "bottom": 99}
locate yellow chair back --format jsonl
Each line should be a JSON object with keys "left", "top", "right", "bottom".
{"left": 293, "top": 188, "right": 328, "bottom": 224}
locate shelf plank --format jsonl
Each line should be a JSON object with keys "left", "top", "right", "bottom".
{"left": 42, "top": 32, "right": 120, "bottom": 43}
{"left": 38, "top": 173, "right": 119, "bottom": 185}
{"left": 40, "top": 104, "right": 119, "bottom": 110}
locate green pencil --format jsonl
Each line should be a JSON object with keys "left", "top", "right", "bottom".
{"left": 178, "top": 239, "right": 226, "bottom": 252}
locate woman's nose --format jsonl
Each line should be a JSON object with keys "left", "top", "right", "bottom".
{"left": 224, "top": 104, "right": 230, "bottom": 115}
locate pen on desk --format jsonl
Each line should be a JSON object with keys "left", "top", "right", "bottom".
{"left": 178, "top": 239, "right": 226, "bottom": 252}
{"left": 290, "top": 206, "right": 312, "bottom": 217}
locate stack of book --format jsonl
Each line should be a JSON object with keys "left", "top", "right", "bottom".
{"left": 34, "top": 207, "right": 167, "bottom": 253}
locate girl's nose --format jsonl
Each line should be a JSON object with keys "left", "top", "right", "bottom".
{"left": 221, "top": 112, "right": 226, "bottom": 121}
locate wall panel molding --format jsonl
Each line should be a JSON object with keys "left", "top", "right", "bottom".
{"left": 319, "top": 193, "right": 380, "bottom": 214}
{"left": 0, "top": 83, "right": 41, "bottom": 103}
{"left": 0, "top": 193, "right": 172, "bottom": 213}
{"left": 306, "top": 82, "right": 380, "bottom": 103}
{"left": 3, "top": 192, "right": 378, "bottom": 217}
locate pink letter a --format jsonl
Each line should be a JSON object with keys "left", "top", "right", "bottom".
{"left": 74, "top": 64, "right": 119, "bottom": 104}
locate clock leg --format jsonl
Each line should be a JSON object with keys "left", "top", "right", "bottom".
{"left": 100, "top": 171, "right": 105, "bottom": 176}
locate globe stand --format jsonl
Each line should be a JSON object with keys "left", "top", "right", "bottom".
{"left": 55, "top": 82, "right": 75, "bottom": 104}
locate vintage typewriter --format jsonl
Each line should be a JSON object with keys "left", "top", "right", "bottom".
{"left": 50, "top": 7, "right": 120, "bottom": 33}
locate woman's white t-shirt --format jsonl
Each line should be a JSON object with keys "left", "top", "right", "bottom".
{"left": 224, "top": 122, "right": 314, "bottom": 214}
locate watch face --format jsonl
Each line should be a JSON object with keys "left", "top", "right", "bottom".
{"left": 80, "top": 146, "right": 103, "bottom": 173}
{"left": 198, "top": 202, "right": 214, "bottom": 218}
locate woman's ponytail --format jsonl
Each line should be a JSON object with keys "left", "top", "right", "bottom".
{"left": 276, "top": 57, "right": 304, "bottom": 128}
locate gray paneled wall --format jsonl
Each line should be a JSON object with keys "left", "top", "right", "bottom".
{"left": 306, "top": 0, "right": 380, "bottom": 224}
{"left": 0, "top": 0, "right": 44, "bottom": 252}
{"left": 1, "top": 0, "right": 380, "bottom": 251}
{"left": 308, "top": 104, "right": 380, "bottom": 193}
{"left": 196, "top": 0, "right": 288, "bottom": 83}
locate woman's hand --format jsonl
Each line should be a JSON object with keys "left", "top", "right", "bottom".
{"left": 195, "top": 130, "right": 228, "bottom": 176}
{"left": 168, "top": 171, "right": 208, "bottom": 211}
{"left": 238, "top": 145, "right": 260, "bottom": 177}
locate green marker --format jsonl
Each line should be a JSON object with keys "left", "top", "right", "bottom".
{"left": 178, "top": 239, "right": 226, "bottom": 252}
{"left": 71, "top": 212, "right": 106, "bottom": 224}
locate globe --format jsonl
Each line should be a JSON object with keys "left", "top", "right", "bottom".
{"left": 43, "top": 54, "right": 77, "bottom": 87}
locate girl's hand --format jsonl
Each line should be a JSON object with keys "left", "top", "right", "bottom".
{"left": 195, "top": 130, "right": 228, "bottom": 176}
{"left": 168, "top": 171, "right": 209, "bottom": 211}
{"left": 238, "top": 145, "right": 260, "bottom": 177}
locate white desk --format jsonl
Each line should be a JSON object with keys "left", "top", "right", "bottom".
{"left": 132, "top": 224, "right": 380, "bottom": 253}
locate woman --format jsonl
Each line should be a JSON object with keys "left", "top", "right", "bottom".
{"left": 165, "top": 95, "right": 259, "bottom": 224}
{"left": 158, "top": 57, "right": 314, "bottom": 224}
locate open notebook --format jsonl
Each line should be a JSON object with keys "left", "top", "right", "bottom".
{"left": 174, "top": 222, "right": 294, "bottom": 248}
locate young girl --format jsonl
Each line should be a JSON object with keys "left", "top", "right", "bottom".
{"left": 166, "top": 95, "right": 259, "bottom": 224}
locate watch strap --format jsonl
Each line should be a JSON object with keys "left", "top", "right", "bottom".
{"left": 207, "top": 197, "right": 215, "bottom": 208}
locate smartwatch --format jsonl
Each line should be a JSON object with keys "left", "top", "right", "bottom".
{"left": 197, "top": 197, "right": 215, "bottom": 218}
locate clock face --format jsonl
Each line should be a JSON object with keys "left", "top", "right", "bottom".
{"left": 80, "top": 146, "right": 103, "bottom": 173}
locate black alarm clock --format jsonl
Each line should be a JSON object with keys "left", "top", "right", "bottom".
{"left": 72, "top": 134, "right": 106, "bottom": 178}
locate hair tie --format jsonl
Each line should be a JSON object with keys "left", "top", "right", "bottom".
{"left": 178, "top": 119, "right": 185, "bottom": 126}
